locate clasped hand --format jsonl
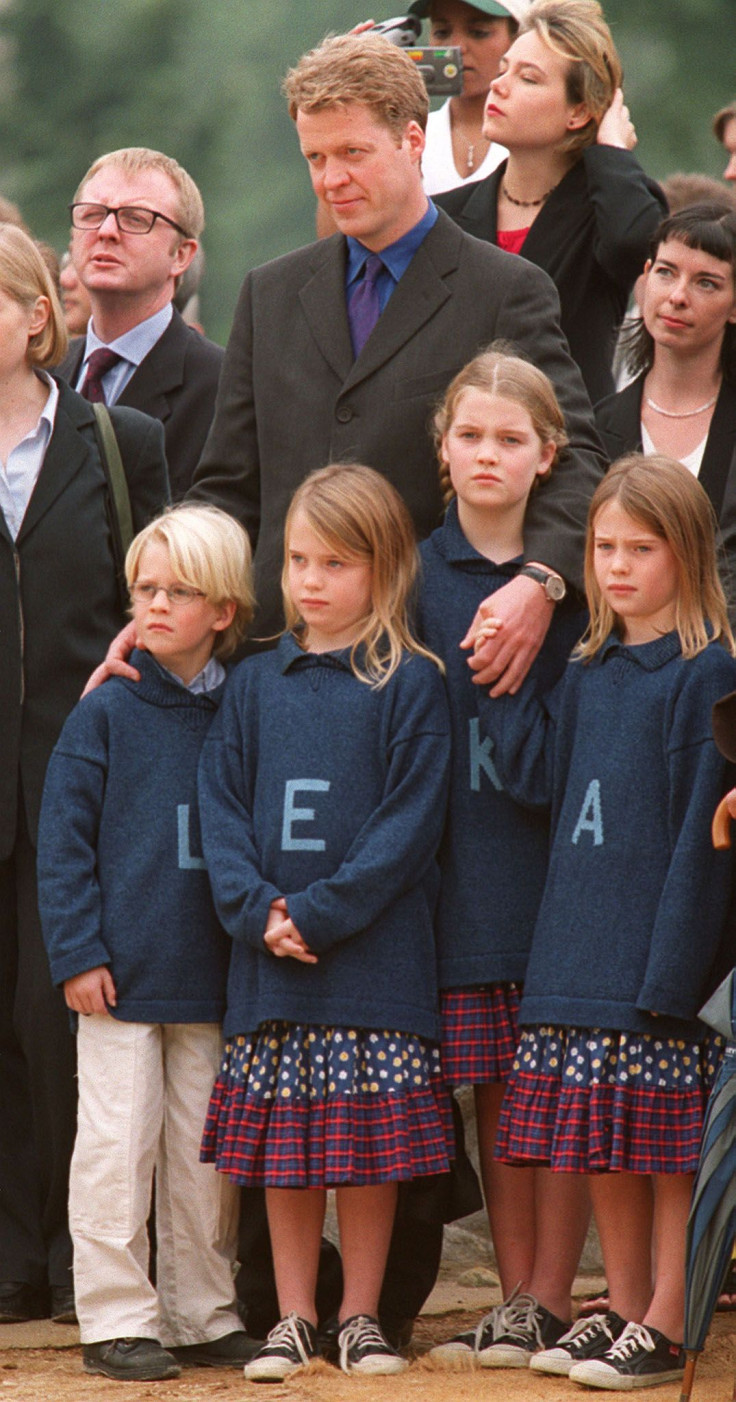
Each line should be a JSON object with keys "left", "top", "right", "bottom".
{"left": 264, "top": 897, "right": 318, "bottom": 964}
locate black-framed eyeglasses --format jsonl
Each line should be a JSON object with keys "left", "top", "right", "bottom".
{"left": 69, "top": 202, "right": 190, "bottom": 238}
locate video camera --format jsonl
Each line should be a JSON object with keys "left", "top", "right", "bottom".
{"left": 372, "top": 15, "right": 463, "bottom": 96}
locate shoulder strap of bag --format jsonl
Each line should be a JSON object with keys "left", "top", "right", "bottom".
{"left": 92, "top": 402, "right": 134, "bottom": 612}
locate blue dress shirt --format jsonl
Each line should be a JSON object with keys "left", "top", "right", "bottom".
{"left": 345, "top": 201, "right": 439, "bottom": 315}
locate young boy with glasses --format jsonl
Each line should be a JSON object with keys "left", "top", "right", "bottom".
{"left": 37, "top": 504, "right": 255, "bottom": 1383}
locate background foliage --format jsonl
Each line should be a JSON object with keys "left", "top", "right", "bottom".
{"left": 0, "top": 0, "right": 732, "bottom": 345}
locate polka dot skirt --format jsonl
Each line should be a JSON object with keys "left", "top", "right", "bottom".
{"left": 201, "top": 1022, "right": 455, "bottom": 1187}
{"left": 495, "top": 1024, "right": 722, "bottom": 1174}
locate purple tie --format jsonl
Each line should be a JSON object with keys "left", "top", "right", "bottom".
{"left": 80, "top": 348, "right": 122, "bottom": 403}
{"left": 348, "top": 254, "right": 384, "bottom": 358}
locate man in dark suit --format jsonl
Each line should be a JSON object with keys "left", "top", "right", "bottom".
{"left": 186, "top": 31, "right": 606, "bottom": 1350}
{"left": 191, "top": 32, "right": 606, "bottom": 693}
{"left": 58, "top": 147, "right": 223, "bottom": 499}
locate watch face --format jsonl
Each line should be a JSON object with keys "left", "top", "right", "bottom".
{"left": 547, "top": 575, "right": 566, "bottom": 602}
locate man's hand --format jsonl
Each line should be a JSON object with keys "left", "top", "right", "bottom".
{"left": 461, "top": 573, "right": 555, "bottom": 695}
{"left": 64, "top": 966, "right": 117, "bottom": 1015}
{"left": 82, "top": 620, "right": 140, "bottom": 696}
{"left": 264, "top": 898, "right": 318, "bottom": 964}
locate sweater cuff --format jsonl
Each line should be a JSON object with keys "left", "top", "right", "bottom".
{"left": 48, "top": 942, "right": 111, "bottom": 989}
{"left": 242, "top": 887, "right": 283, "bottom": 951}
{"left": 636, "top": 985, "right": 699, "bottom": 1022}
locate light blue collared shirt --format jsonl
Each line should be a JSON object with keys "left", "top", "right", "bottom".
{"left": 76, "top": 302, "right": 174, "bottom": 403}
{"left": 345, "top": 200, "right": 439, "bottom": 318}
{"left": 163, "top": 655, "right": 226, "bottom": 694}
{"left": 0, "top": 373, "right": 59, "bottom": 540}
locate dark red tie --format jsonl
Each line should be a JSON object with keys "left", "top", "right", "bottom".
{"left": 80, "top": 348, "right": 122, "bottom": 403}
{"left": 347, "top": 254, "right": 384, "bottom": 358}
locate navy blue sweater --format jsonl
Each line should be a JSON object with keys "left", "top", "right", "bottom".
{"left": 197, "top": 635, "right": 452, "bottom": 1042}
{"left": 478, "top": 632, "right": 736, "bottom": 1037}
{"left": 37, "top": 650, "right": 231, "bottom": 1023}
{"left": 418, "top": 502, "right": 585, "bottom": 988}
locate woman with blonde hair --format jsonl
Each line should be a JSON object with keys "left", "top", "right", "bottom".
{"left": 0, "top": 222, "right": 168, "bottom": 1325}
{"left": 437, "top": 0, "right": 666, "bottom": 402}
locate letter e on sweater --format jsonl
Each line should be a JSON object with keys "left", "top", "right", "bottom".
{"left": 282, "top": 779, "right": 331, "bottom": 851}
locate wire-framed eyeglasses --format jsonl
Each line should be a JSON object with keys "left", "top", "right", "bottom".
{"left": 70, "top": 203, "right": 190, "bottom": 238}
{"left": 130, "top": 583, "right": 205, "bottom": 607}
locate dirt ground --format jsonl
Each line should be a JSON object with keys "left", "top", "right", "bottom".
{"left": 1, "top": 1295, "right": 733, "bottom": 1402}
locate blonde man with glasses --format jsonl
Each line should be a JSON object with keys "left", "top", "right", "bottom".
{"left": 58, "top": 148, "right": 223, "bottom": 499}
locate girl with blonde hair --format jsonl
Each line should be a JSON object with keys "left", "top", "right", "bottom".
{"left": 199, "top": 464, "right": 453, "bottom": 1381}
{"left": 480, "top": 454, "right": 736, "bottom": 1388}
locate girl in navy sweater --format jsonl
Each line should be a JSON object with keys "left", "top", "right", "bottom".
{"left": 418, "top": 349, "right": 590, "bottom": 1369}
{"left": 198, "top": 465, "right": 452, "bottom": 1381}
{"left": 480, "top": 455, "right": 736, "bottom": 1389}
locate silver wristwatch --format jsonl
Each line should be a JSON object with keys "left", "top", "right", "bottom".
{"left": 519, "top": 564, "right": 567, "bottom": 602}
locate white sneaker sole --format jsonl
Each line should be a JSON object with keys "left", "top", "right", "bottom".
{"left": 570, "top": 1359, "right": 685, "bottom": 1389}
{"left": 530, "top": 1349, "right": 575, "bottom": 1376}
{"left": 477, "top": 1344, "right": 532, "bottom": 1368}
{"left": 427, "top": 1341, "right": 476, "bottom": 1363}
{"left": 244, "top": 1355, "right": 309, "bottom": 1382}
{"left": 342, "top": 1355, "right": 409, "bottom": 1376}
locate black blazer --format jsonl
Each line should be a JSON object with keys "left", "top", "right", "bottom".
{"left": 0, "top": 379, "right": 169, "bottom": 855}
{"left": 58, "top": 308, "right": 223, "bottom": 500}
{"left": 436, "top": 146, "right": 667, "bottom": 405}
{"left": 192, "top": 209, "right": 606, "bottom": 637}
{"left": 595, "top": 373, "right": 736, "bottom": 608}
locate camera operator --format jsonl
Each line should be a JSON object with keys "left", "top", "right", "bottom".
{"left": 410, "top": 0, "right": 526, "bottom": 194}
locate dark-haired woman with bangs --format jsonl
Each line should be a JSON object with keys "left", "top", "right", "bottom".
{"left": 596, "top": 203, "right": 736, "bottom": 612}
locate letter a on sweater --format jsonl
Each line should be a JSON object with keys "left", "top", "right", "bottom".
{"left": 571, "top": 779, "right": 603, "bottom": 845}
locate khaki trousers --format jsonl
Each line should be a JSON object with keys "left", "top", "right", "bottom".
{"left": 70, "top": 1016, "right": 240, "bottom": 1346}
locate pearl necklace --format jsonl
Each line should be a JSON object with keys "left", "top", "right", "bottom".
{"left": 645, "top": 394, "right": 718, "bottom": 419}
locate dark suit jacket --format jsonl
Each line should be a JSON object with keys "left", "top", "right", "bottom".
{"left": 0, "top": 379, "right": 168, "bottom": 855}
{"left": 58, "top": 308, "right": 223, "bottom": 501}
{"left": 595, "top": 373, "right": 736, "bottom": 609}
{"left": 436, "top": 147, "right": 667, "bottom": 405}
{"left": 191, "top": 208, "right": 606, "bottom": 638}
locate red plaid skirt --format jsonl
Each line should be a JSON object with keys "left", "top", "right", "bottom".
{"left": 440, "top": 983, "right": 521, "bottom": 1085}
{"left": 495, "top": 1025, "right": 722, "bottom": 1174}
{"left": 201, "top": 1022, "right": 455, "bottom": 1188}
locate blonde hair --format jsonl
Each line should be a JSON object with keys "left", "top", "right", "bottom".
{"left": 433, "top": 345, "right": 568, "bottom": 506}
{"left": 0, "top": 224, "right": 67, "bottom": 368}
{"left": 125, "top": 504, "right": 254, "bottom": 660}
{"left": 518, "top": 0, "right": 621, "bottom": 154}
{"left": 282, "top": 464, "right": 442, "bottom": 687}
{"left": 577, "top": 454, "right": 735, "bottom": 661}
{"left": 283, "top": 33, "right": 429, "bottom": 138}
{"left": 75, "top": 147, "right": 204, "bottom": 240}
